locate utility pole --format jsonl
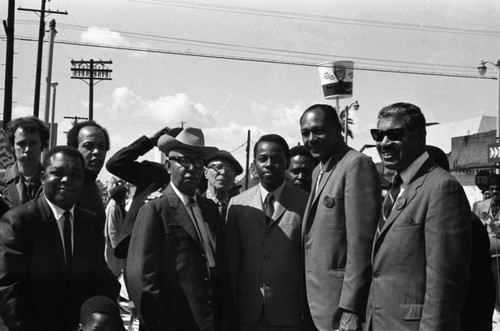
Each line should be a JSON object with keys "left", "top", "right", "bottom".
{"left": 44, "top": 19, "right": 57, "bottom": 124}
{"left": 70, "top": 59, "right": 112, "bottom": 121}
{"left": 63, "top": 115, "right": 88, "bottom": 126}
{"left": 18, "top": 2, "right": 67, "bottom": 118}
{"left": 245, "top": 130, "right": 250, "bottom": 190}
{"left": 3, "top": 0, "right": 15, "bottom": 128}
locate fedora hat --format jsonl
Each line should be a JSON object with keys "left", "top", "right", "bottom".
{"left": 158, "top": 127, "right": 219, "bottom": 159}
{"left": 206, "top": 150, "right": 243, "bottom": 175}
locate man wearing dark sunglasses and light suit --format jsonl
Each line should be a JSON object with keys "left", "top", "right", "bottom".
{"left": 126, "top": 127, "right": 224, "bottom": 331}
{"left": 204, "top": 150, "right": 243, "bottom": 219}
{"left": 300, "top": 104, "right": 381, "bottom": 331}
{"left": 366, "top": 103, "right": 471, "bottom": 331}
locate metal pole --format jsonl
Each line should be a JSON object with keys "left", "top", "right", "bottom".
{"left": 345, "top": 106, "right": 349, "bottom": 144}
{"left": 497, "top": 59, "right": 500, "bottom": 175}
{"left": 3, "top": 0, "right": 15, "bottom": 128}
{"left": 245, "top": 130, "right": 250, "bottom": 190}
{"left": 50, "top": 83, "right": 58, "bottom": 149}
{"left": 44, "top": 19, "right": 56, "bottom": 124}
{"left": 33, "top": 0, "right": 46, "bottom": 118}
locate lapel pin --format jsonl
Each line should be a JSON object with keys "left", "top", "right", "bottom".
{"left": 323, "top": 195, "right": 335, "bottom": 208}
{"left": 394, "top": 196, "right": 406, "bottom": 210}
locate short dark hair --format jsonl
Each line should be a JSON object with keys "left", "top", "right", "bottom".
{"left": 378, "top": 102, "right": 426, "bottom": 133}
{"left": 300, "top": 104, "right": 342, "bottom": 132}
{"left": 42, "top": 145, "right": 85, "bottom": 171}
{"left": 290, "top": 145, "right": 313, "bottom": 160}
{"left": 5, "top": 116, "right": 50, "bottom": 149}
{"left": 253, "top": 134, "right": 290, "bottom": 161}
{"left": 66, "top": 120, "right": 110, "bottom": 151}
{"left": 80, "top": 295, "right": 123, "bottom": 328}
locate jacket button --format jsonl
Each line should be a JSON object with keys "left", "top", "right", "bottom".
{"left": 374, "top": 272, "right": 380, "bottom": 278}
{"left": 264, "top": 255, "right": 270, "bottom": 260}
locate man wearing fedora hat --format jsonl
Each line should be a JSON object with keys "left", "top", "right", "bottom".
{"left": 204, "top": 150, "right": 243, "bottom": 219}
{"left": 126, "top": 127, "right": 224, "bottom": 331}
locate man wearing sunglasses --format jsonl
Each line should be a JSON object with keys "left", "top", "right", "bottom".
{"left": 300, "top": 104, "right": 381, "bottom": 331}
{"left": 126, "top": 127, "right": 224, "bottom": 331}
{"left": 366, "top": 103, "right": 471, "bottom": 331}
{"left": 204, "top": 150, "right": 243, "bottom": 219}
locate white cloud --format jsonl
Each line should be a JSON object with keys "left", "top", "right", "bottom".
{"left": 81, "top": 27, "right": 130, "bottom": 47}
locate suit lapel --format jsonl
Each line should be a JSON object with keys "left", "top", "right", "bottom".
{"left": 164, "top": 185, "right": 203, "bottom": 248}
{"left": 38, "top": 196, "right": 67, "bottom": 276}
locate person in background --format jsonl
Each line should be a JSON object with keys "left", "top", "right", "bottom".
{"left": 0, "top": 117, "right": 49, "bottom": 216}
{"left": 286, "top": 145, "right": 316, "bottom": 192}
{"left": 126, "top": 127, "right": 223, "bottom": 330}
{"left": 105, "top": 185, "right": 128, "bottom": 277}
{"left": 106, "top": 126, "right": 182, "bottom": 259}
{"left": 225, "top": 134, "right": 308, "bottom": 330}
{"left": 0, "top": 146, "right": 119, "bottom": 331}
{"left": 300, "top": 104, "right": 381, "bottom": 331}
{"left": 366, "top": 103, "right": 471, "bottom": 330}
{"left": 204, "top": 150, "right": 243, "bottom": 219}
{"left": 473, "top": 174, "right": 500, "bottom": 233}
{"left": 67, "top": 120, "right": 111, "bottom": 230}
{"left": 78, "top": 296, "right": 125, "bottom": 331}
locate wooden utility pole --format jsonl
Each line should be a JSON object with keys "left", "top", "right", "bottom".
{"left": 70, "top": 59, "right": 112, "bottom": 121}
{"left": 44, "top": 19, "right": 57, "bottom": 124}
{"left": 3, "top": 0, "right": 15, "bottom": 128}
{"left": 18, "top": 2, "right": 67, "bottom": 118}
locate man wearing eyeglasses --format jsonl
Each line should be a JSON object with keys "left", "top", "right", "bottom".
{"left": 204, "top": 150, "right": 243, "bottom": 219}
{"left": 366, "top": 103, "right": 471, "bottom": 331}
{"left": 126, "top": 127, "right": 224, "bottom": 331}
{"left": 300, "top": 104, "right": 381, "bottom": 331}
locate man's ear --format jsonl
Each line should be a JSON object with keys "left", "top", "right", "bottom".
{"left": 204, "top": 168, "right": 209, "bottom": 179}
{"left": 40, "top": 171, "right": 45, "bottom": 184}
{"left": 165, "top": 160, "right": 172, "bottom": 174}
{"left": 77, "top": 323, "right": 84, "bottom": 331}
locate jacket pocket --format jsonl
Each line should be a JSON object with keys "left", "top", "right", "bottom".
{"left": 400, "top": 303, "right": 423, "bottom": 321}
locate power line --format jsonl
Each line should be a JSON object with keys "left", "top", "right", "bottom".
{"left": 125, "top": 0, "right": 500, "bottom": 38}
{"left": 4, "top": 36, "right": 496, "bottom": 80}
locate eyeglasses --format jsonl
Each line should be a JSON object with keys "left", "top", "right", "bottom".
{"left": 169, "top": 156, "right": 205, "bottom": 168}
{"left": 370, "top": 128, "right": 411, "bottom": 142}
{"left": 207, "top": 163, "right": 236, "bottom": 175}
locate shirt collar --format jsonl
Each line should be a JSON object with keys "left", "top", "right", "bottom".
{"left": 320, "top": 156, "right": 332, "bottom": 173}
{"left": 44, "top": 195, "right": 75, "bottom": 220}
{"left": 259, "top": 181, "right": 285, "bottom": 203}
{"left": 399, "top": 151, "right": 429, "bottom": 186}
{"left": 171, "top": 182, "right": 197, "bottom": 206}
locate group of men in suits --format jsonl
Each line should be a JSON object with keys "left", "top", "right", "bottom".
{"left": 0, "top": 117, "right": 120, "bottom": 330}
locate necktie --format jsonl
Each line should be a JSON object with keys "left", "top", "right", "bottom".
{"left": 264, "top": 193, "right": 275, "bottom": 222}
{"left": 63, "top": 211, "right": 72, "bottom": 270}
{"left": 378, "top": 174, "right": 403, "bottom": 233}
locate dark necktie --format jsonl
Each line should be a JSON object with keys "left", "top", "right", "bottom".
{"left": 264, "top": 193, "right": 275, "bottom": 223}
{"left": 63, "top": 211, "right": 72, "bottom": 270}
{"left": 378, "top": 174, "right": 403, "bottom": 233}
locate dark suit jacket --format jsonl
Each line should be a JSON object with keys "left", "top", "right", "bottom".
{"left": 106, "top": 135, "right": 170, "bottom": 258}
{"left": 366, "top": 159, "right": 471, "bottom": 331}
{"left": 302, "top": 143, "right": 381, "bottom": 330}
{"left": 0, "top": 196, "right": 119, "bottom": 331}
{"left": 225, "top": 182, "right": 308, "bottom": 326}
{"left": 0, "top": 163, "right": 43, "bottom": 217}
{"left": 127, "top": 184, "right": 223, "bottom": 331}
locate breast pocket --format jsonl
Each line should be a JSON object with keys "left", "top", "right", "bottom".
{"left": 393, "top": 218, "right": 422, "bottom": 232}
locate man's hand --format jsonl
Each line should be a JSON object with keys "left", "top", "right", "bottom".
{"left": 149, "top": 126, "right": 171, "bottom": 146}
{"left": 338, "top": 311, "right": 362, "bottom": 331}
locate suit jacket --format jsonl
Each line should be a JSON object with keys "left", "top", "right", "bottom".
{"left": 0, "top": 163, "right": 43, "bottom": 217}
{"left": 366, "top": 159, "right": 471, "bottom": 331}
{"left": 302, "top": 143, "right": 381, "bottom": 330}
{"left": 106, "top": 135, "right": 170, "bottom": 258}
{"left": 126, "top": 184, "right": 223, "bottom": 331}
{"left": 473, "top": 198, "right": 500, "bottom": 233}
{"left": 225, "top": 182, "right": 308, "bottom": 326}
{"left": 0, "top": 195, "right": 120, "bottom": 331}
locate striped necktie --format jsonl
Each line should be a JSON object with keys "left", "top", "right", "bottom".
{"left": 264, "top": 193, "right": 275, "bottom": 223}
{"left": 378, "top": 174, "right": 403, "bottom": 233}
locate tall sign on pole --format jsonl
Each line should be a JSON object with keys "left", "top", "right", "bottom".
{"left": 70, "top": 59, "right": 112, "bottom": 121}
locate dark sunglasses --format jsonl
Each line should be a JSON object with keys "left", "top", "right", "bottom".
{"left": 370, "top": 128, "right": 411, "bottom": 142}
{"left": 169, "top": 156, "right": 205, "bottom": 168}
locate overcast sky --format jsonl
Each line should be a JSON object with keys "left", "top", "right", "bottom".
{"left": 1, "top": 0, "right": 499, "bottom": 183}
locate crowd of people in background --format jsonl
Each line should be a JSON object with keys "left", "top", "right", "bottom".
{"left": 0, "top": 102, "right": 496, "bottom": 331}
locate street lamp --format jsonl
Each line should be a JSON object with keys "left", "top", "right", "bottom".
{"left": 49, "top": 82, "right": 58, "bottom": 149}
{"left": 342, "top": 100, "right": 360, "bottom": 144}
{"left": 478, "top": 59, "right": 500, "bottom": 174}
